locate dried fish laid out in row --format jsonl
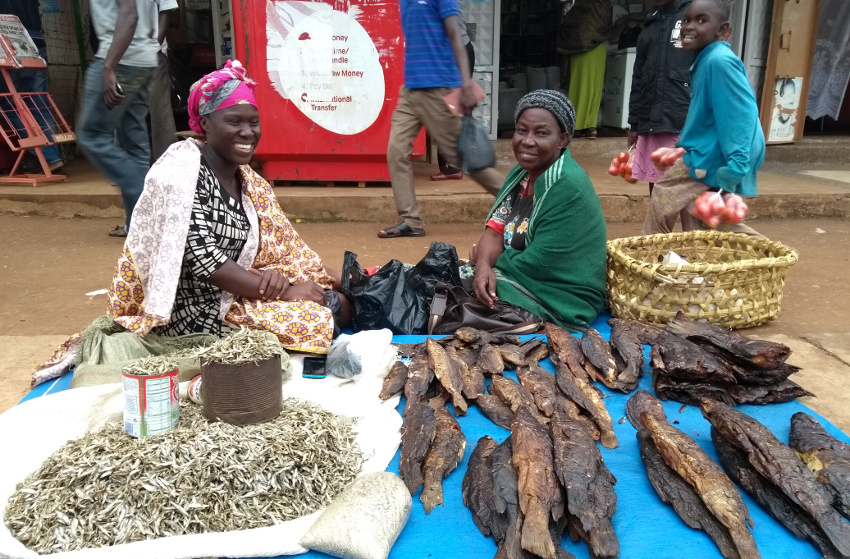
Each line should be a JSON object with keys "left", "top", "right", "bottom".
{"left": 4, "top": 400, "right": 363, "bottom": 554}
{"left": 580, "top": 324, "right": 648, "bottom": 393}
{"left": 790, "top": 412, "right": 850, "bottom": 520}
{"left": 702, "top": 400, "right": 850, "bottom": 558}
{"left": 627, "top": 390, "right": 762, "bottom": 559}
{"left": 650, "top": 312, "right": 811, "bottom": 406}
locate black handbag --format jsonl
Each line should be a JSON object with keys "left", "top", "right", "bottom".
{"left": 427, "top": 282, "right": 542, "bottom": 335}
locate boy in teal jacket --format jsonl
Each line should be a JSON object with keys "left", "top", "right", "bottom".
{"left": 643, "top": 0, "right": 764, "bottom": 236}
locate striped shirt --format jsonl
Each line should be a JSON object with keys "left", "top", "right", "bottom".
{"left": 400, "top": 0, "right": 461, "bottom": 89}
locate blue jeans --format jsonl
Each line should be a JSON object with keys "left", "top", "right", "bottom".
{"left": 0, "top": 45, "right": 61, "bottom": 164}
{"left": 77, "top": 59, "right": 154, "bottom": 229}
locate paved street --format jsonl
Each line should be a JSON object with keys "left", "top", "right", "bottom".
{"left": 1, "top": 215, "right": 848, "bottom": 431}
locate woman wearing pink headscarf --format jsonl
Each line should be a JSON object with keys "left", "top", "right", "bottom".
{"left": 105, "top": 60, "right": 350, "bottom": 352}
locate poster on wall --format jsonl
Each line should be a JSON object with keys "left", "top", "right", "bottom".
{"left": 767, "top": 77, "right": 803, "bottom": 143}
{"left": 266, "top": 1, "right": 385, "bottom": 136}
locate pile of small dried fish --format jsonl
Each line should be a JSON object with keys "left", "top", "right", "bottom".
{"left": 627, "top": 390, "right": 762, "bottom": 559}
{"left": 5, "top": 400, "right": 362, "bottom": 554}
{"left": 122, "top": 355, "right": 179, "bottom": 376}
{"left": 195, "top": 327, "right": 287, "bottom": 364}
{"left": 703, "top": 400, "right": 850, "bottom": 558}
{"left": 651, "top": 312, "right": 811, "bottom": 406}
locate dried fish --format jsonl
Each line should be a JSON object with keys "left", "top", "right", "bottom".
{"left": 457, "top": 346, "right": 482, "bottom": 368}
{"left": 476, "top": 394, "right": 515, "bottom": 430}
{"left": 5, "top": 401, "right": 361, "bottom": 554}
{"left": 636, "top": 429, "right": 743, "bottom": 559}
{"left": 544, "top": 323, "right": 588, "bottom": 383}
{"left": 522, "top": 339, "right": 550, "bottom": 365}
{"left": 122, "top": 355, "right": 178, "bottom": 377}
{"left": 694, "top": 341, "right": 800, "bottom": 386}
{"left": 488, "top": 439, "right": 527, "bottom": 559}
{"left": 651, "top": 331, "right": 737, "bottom": 384}
{"left": 701, "top": 398, "right": 850, "bottom": 557}
{"left": 421, "top": 407, "right": 467, "bottom": 513}
{"left": 553, "top": 362, "right": 617, "bottom": 449}
{"left": 463, "top": 436, "right": 504, "bottom": 541}
{"left": 380, "top": 360, "right": 409, "bottom": 401}
{"left": 516, "top": 364, "right": 559, "bottom": 418}
{"left": 393, "top": 342, "right": 423, "bottom": 358}
{"left": 712, "top": 428, "right": 845, "bottom": 559}
{"left": 790, "top": 412, "right": 850, "bottom": 519}
{"left": 581, "top": 328, "right": 619, "bottom": 389}
{"left": 196, "top": 327, "right": 286, "bottom": 364}
{"left": 491, "top": 375, "right": 549, "bottom": 426}
{"left": 609, "top": 319, "right": 644, "bottom": 391}
{"left": 446, "top": 345, "right": 484, "bottom": 400}
{"left": 666, "top": 311, "right": 791, "bottom": 369}
{"left": 654, "top": 375, "right": 814, "bottom": 406}
{"left": 498, "top": 344, "right": 528, "bottom": 369}
{"left": 512, "top": 407, "right": 564, "bottom": 559}
{"left": 549, "top": 409, "right": 618, "bottom": 558}
{"left": 607, "top": 317, "right": 662, "bottom": 345}
{"left": 427, "top": 338, "right": 468, "bottom": 415}
{"left": 403, "top": 348, "right": 433, "bottom": 416}
{"left": 628, "top": 391, "right": 761, "bottom": 559}
{"left": 477, "top": 344, "right": 506, "bottom": 376}
{"left": 399, "top": 401, "right": 437, "bottom": 495}
{"left": 455, "top": 327, "right": 496, "bottom": 347}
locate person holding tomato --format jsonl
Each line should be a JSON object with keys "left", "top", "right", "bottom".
{"left": 642, "top": 0, "right": 764, "bottom": 236}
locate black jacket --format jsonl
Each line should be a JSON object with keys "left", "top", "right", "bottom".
{"left": 628, "top": 0, "right": 697, "bottom": 134}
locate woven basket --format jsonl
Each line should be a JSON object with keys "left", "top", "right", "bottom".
{"left": 606, "top": 231, "right": 798, "bottom": 329}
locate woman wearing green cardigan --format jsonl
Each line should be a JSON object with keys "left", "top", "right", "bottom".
{"left": 470, "top": 90, "right": 607, "bottom": 332}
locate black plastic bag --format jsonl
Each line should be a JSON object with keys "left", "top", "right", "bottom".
{"left": 457, "top": 115, "right": 495, "bottom": 174}
{"left": 342, "top": 242, "right": 462, "bottom": 335}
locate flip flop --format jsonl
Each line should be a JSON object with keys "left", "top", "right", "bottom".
{"left": 109, "top": 225, "right": 128, "bottom": 238}
{"left": 377, "top": 222, "right": 425, "bottom": 238}
{"left": 586, "top": 128, "right": 598, "bottom": 140}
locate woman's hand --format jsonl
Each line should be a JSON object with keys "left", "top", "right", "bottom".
{"left": 473, "top": 263, "right": 498, "bottom": 309}
{"left": 281, "top": 282, "right": 327, "bottom": 305}
{"left": 248, "top": 268, "right": 290, "bottom": 301}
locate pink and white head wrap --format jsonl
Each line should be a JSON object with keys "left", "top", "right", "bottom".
{"left": 188, "top": 59, "right": 258, "bottom": 134}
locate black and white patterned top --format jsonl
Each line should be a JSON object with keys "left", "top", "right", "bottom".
{"left": 155, "top": 161, "right": 249, "bottom": 337}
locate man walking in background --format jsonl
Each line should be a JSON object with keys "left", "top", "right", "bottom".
{"left": 149, "top": 0, "right": 178, "bottom": 163}
{"left": 379, "top": 0, "right": 503, "bottom": 238}
{"left": 77, "top": 0, "right": 158, "bottom": 237}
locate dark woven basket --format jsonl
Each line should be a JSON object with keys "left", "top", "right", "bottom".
{"left": 200, "top": 355, "right": 283, "bottom": 426}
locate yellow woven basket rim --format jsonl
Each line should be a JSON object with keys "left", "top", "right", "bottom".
{"left": 607, "top": 231, "right": 798, "bottom": 277}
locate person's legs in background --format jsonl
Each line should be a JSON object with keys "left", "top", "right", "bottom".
{"left": 148, "top": 51, "right": 176, "bottom": 162}
{"left": 383, "top": 86, "right": 428, "bottom": 236}
{"left": 432, "top": 42, "right": 475, "bottom": 181}
{"left": 569, "top": 43, "right": 606, "bottom": 139}
{"left": 77, "top": 59, "right": 154, "bottom": 234}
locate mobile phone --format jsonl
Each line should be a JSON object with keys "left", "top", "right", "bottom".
{"left": 116, "top": 83, "right": 124, "bottom": 95}
{"left": 302, "top": 356, "right": 327, "bottom": 379}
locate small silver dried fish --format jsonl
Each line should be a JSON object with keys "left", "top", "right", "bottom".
{"left": 5, "top": 399, "right": 362, "bottom": 554}
{"left": 196, "top": 327, "right": 286, "bottom": 365}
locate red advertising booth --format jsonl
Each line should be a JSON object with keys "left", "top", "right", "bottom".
{"left": 232, "top": 0, "right": 424, "bottom": 183}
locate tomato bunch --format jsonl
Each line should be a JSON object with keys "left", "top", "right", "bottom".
{"left": 607, "top": 150, "right": 638, "bottom": 183}
{"left": 692, "top": 190, "right": 749, "bottom": 227}
{"left": 649, "top": 147, "right": 686, "bottom": 170}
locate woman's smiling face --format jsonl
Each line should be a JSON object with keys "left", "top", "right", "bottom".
{"left": 681, "top": 0, "right": 729, "bottom": 51}
{"left": 200, "top": 104, "right": 262, "bottom": 166}
{"left": 512, "top": 108, "right": 569, "bottom": 177}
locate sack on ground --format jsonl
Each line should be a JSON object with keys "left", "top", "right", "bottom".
{"left": 300, "top": 472, "right": 411, "bottom": 559}
{"left": 428, "top": 282, "right": 542, "bottom": 335}
{"left": 457, "top": 115, "right": 495, "bottom": 174}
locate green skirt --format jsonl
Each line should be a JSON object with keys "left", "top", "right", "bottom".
{"left": 569, "top": 43, "right": 607, "bottom": 130}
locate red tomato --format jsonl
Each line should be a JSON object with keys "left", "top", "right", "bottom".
{"left": 617, "top": 151, "right": 630, "bottom": 163}
{"left": 607, "top": 164, "right": 620, "bottom": 176}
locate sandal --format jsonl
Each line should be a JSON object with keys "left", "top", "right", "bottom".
{"left": 430, "top": 171, "right": 464, "bottom": 181}
{"left": 377, "top": 222, "right": 425, "bottom": 238}
{"left": 108, "top": 225, "right": 128, "bottom": 237}
{"left": 586, "top": 127, "right": 598, "bottom": 140}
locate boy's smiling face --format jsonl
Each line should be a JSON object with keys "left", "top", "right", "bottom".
{"left": 681, "top": 0, "right": 730, "bottom": 51}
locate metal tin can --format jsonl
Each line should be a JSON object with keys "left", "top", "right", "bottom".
{"left": 188, "top": 375, "right": 203, "bottom": 405}
{"left": 122, "top": 369, "right": 180, "bottom": 437}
